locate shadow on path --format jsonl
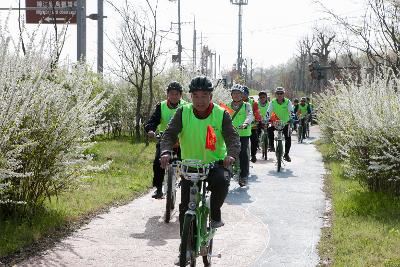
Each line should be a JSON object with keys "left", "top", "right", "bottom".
{"left": 130, "top": 215, "right": 180, "bottom": 246}
{"left": 267, "top": 168, "right": 296, "bottom": 179}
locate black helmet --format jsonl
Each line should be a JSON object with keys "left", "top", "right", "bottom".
{"left": 293, "top": 98, "right": 299, "bottom": 103}
{"left": 242, "top": 86, "right": 249, "bottom": 96}
{"left": 167, "top": 81, "right": 183, "bottom": 93}
{"left": 258, "top": 90, "right": 267, "bottom": 97}
{"left": 189, "top": 76, "right": 213, "bottom": 93}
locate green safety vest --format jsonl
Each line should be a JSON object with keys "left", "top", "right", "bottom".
{"left": 258, "top": 101, "right": 268, "bottom": 119}
{"left": 271, "top": 98, "right": 290, "bottom": 122}
{"left": 179, "top": 104, "right": 227, "bottom": 163}
{"left": 157, "top": 99, "right": 186, "bottom": 132}
{"left": 298, "top": 104, "right": 308, "bottom": 118}
{"left": 227, "top": 102, "right": 252, "bottom": 137}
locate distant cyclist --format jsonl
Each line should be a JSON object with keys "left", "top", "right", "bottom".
{"left": 242, "top": 86, "right": 261, "bottom": 163}
{"left": 294, "top": 97, "right": 311, "bottom": 140}
{"left": 266, "top": 87, "right": 294, "bottom": 162}
{"left": 144, "top": 81, "right": 186, "bottom": 199}
{"left": 257, "top": 90, "right": 269, "bottom": 136}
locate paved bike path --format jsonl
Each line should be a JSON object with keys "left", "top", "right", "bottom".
{"left": 18, "top": 126, "right": 326, "bottom": 267}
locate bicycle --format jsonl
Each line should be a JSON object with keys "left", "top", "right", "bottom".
{"left": 305, "top": 115, "right": 310, "bottom": 138}
{"left": 297, "top": 116, "right": 307, "bottom": 143}
{"left": 178, "top": 159, "right": 228, "bottom": 267}
{"left": 164, "top": 155, "right": 180, "bottom": 223}
{"left": 259, "top": 123, "right": 269, "bottom": 160}
{"left": 272, "top": 121, "right": 288, "bottom": 172}
{"left": 155, "top": 134, "right": 180, "bottom": 223}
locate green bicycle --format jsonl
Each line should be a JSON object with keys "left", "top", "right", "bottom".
{"left": 259, "top": 124, "right": 268, "bottom": 160}
{"left": 273, "top": 121, "right": 287, "bottom": 172}
{"left": 178, "top": 159, "right": 226, "bottom": 267}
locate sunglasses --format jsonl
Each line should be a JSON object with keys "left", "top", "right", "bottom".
{"left": 276, "top": 92, "right": 284, "bottom": 95}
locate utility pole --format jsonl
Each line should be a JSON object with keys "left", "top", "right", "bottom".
{"left": 218, "top": 54, "right": 221, "bottom": 77}
{"left": 230, "top": 0, "right": 248, "bottom": 77}
{"left": 178, "top": 0, "right": 182, "bottom": 70}
{"left": 214, "top": 52, "right": 217, "bottom": 79}
{"left": 97, "top": 0, "right": 103, "bottom": 73}
{"left": 77, "top": 0, "right": 86, "bottom": 61}
{"left": 193, "top": 16, "right": 196, "bottom": 72}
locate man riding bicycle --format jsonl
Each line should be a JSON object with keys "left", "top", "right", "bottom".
{"left": 225, "top": 84, "right": 253, "bottom": 186}
{"left": 294, "top": 97, "right": 311, "bottom": 140}
{"left": 266, "top": 87, "right": 294, "bottom": 162}
{"left": 242, "top": 86, "right": 262, "bottom": 163}
{"left": 258, "top": 90, "right": 269, "bottom": 135}
{"left": 144, "top": 81, "right": 186, "bottom": 199}
{"left": 160, "top": 76, "right": 240, "bottom": 235}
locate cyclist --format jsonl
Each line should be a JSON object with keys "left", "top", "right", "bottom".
{"left": 294, "top": 97, "right": 312, "bottom": 140}
{"left": 266, "top": 87, "right": 294, "bottom": 162}
{"left": 160, "top": 76, "right": 240, "bottom": 234}
{"left": 226, "top": 84, "right": 253, "bottom": 186}
{"left": 257, "top": 90, "right": 269, "bottom": 137}
{"left": 242, "top": 86, "right": 261, "bottom": 163}
{"left": 306, "top": 97, "right": 315, "bottom": 125}
{"left": 144, "top": 81, "right": 186, "bottom": 199}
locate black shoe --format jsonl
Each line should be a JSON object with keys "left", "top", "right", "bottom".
{"left": 251, "top": 156, "right": 257, "bottom": 163}
{"left": 268, "top": 147, "right": 275, "bottom": 152}
{"left": 283, "top": 154, "right": 291, "bottom": 162}
{"left": 151, "top": 189, "right": 163, "bottom": 199}
{"left": 239, "top": 178, "right": 247, "bottom": 187}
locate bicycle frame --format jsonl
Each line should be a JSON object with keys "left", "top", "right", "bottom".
{"left": 178, "top": 160, "right": 217, "bottom": 259}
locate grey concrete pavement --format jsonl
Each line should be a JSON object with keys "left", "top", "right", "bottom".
{"left": 17, "top": 126, "right": 326, "bottom": 267}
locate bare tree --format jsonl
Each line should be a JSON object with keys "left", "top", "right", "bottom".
{"left": 108, "top": 0, "right": 164, "bottom": 142}
{"left": 316, "top": 0, "right": 400, "bottom": 76}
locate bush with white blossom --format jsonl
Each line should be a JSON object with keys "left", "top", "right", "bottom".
{"left": 316, "top": 68, "right": 400, "bottom": 194}
{"left": 0, "top": 30, "right": 106, "bottom": 211}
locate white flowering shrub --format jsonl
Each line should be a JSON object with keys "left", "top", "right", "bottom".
{"left": 316, "top": 68, "right": 400, "bottom": 194}
{"left": 0, "top": 30, "right": 106, "bottom": 210}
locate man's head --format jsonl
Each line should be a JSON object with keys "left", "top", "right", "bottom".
{"left": 293, "top": 98, "right": 299, "bottom": 105}
{"left": 300, "top": 97, "right": 306, "bottom": 105}
{"left": 275, "top": 87, "right": 285, "bottom": 101}
{"left": 258, "top": 91, "right": 268, "bottom": 104}
{"left": 230, "top": 84, "right": 243, "bottom": 102}
{"left": 166, "top": 81, "right": 183, "bottom": 105}
{"left": 242, "top": 86, "right": 250, "bottom": 101}
{"left": 306, "top": 97, "right": 311, "bottom": 103}
{"left": 189, "top": 76, "right": 213, "bottom": 112}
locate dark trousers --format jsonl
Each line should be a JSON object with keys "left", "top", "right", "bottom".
{"left": 179, "top": 167, "right": 230, "bottom": 234}
{"left": 152, "top": 141, "right": 164, "bottom": 189}
{"left": 152, "top": 141, "right": 181, "bottom": 189}
{"left": 239, "top": 136, "right": 250, "bottom": 178}
{"left": 300, "top": 118, "right": 307, "bottom": 139}
{"left": 250, "top": 129, "right": 259, "bottom": 157}
{"left": 267, "top": 124, "right": 291, "bottom": 155}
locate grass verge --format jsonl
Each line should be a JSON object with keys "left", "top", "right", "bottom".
{"left": 316, "top": 140, "right": 400, "bottom": 267}
{"left": 0, "top": 137, "right": 154, "bottom": 262}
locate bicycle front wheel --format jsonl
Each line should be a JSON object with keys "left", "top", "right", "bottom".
{"left": 202, "top": 238, "right": 213, "bottom": 267}
{"left": 298, "top": 125, "right": 303, "bottom": 143}
{"left": 180, "top": 214, "right": 197, "bottom": 267}
{"left": 262, "top": 133, "right": 268, "bottom": 160}
{"left": 276, "top": 140, "right": 283, "bottom": 172}
{"left": 164, "top": 165, "right": 175, "bottom": 223}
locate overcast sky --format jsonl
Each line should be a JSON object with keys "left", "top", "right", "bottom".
{"left": 0, "top": 0, "right": 364, "bottom": 75}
